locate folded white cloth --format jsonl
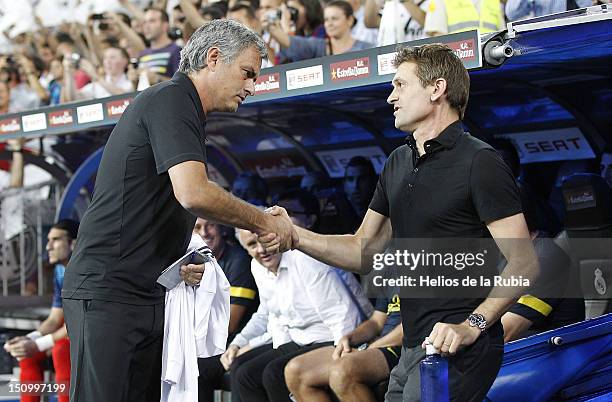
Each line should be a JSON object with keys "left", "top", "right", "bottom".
{"left": 161, "top": 234, "right": 230, "bottom": 402}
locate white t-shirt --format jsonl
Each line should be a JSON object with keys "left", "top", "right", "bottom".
{"left": 424, "top": 0, "right": 505, "bottom": 36}
{"left": 78, "top": 73, "right": 133, "bottom": 99}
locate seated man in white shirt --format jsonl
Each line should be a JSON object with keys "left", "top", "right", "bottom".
{"left": 197, "top": 222, "right": 370, "bottom": 402}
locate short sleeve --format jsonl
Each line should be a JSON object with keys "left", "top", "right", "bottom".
{"left": 369, "top": 157, "right": 391, "bottom": 216}
{"left": 143, "top": 85, "right": 206, "bottom": 174}
{"left": 470, "top": 149, "right": 522, "bottom": 223}
{"left": 224, "top": 250, "right": 258, "bottom": 307}
{"left": 508, "top": 295, "right": 557, "bottom": 325}
{"left": 374, "top": 297, "right": 388, "bottom": 313}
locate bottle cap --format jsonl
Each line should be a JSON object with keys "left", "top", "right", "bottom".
{"left": 424, "top": 338, "right": 439, "bottom": 355}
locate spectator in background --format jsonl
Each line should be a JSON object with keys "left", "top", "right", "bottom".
{"left": 201, "top": 3, "right": 227, "bottom": 21}
{"left": 300, "top": 171, "right": 330, "bottom": 194}
{"left": 343, "top": 156, "right": 377, "bottom": 221}
{"left": 38, "top": 45, "right": 56, "bottom": 88}
{"left": 229, "top": 3, "right": 265, "bottom": 36}
{"left": 0, "top": 80, "right": 11, "bottom": 114}
{"left": 505, "top": 0, "right": 592, "bottom": 21}
{"left": 104, "top": 12, "right": 147, "bottom": 59}
{"left": 269, "top": 0, "right": 374, "bottom": 63}
{"left": 424, "top": 0, "right": 505, "bottom": 37}
{"left": 344, "top": 0, "right": 379, "bottom": 44}
{"left": 364, "top": 0, "right": 428, "bottom": 46}
{"left": 15, "top": 54, "right": 50, "bottom": 106}
{"left": 232, "top": 172, "right": 269, "bottom": 206}
{"left": 257, "top": 0, "right": 286, "bottom": 65}
{"left": 62, "top": 46, "right": 133, "bottom": 101}
{"left": 47, "top": 56, "right": 64, "bottom": 105}
{"left": 3, "top": 219, "right": 80, "bottom": 402}
{"left": 54, "top": 33, "right": 90, "bottom": 90}
{"left": 3, "top": 63, "right": 41, "bottom": 112}
{"left": 228, "top": 3, "right": 277, "bottom": 67}
{"left": 300, "top": 170, "right": 361, "bottom": 235}
{"left": 138, "top": 7, "right": 182, "bottom": 87}
{"left": 286, "top": 0, "right": 326, "bottom": 38}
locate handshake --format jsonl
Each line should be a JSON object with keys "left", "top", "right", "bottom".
{"left": 258, "top": 205, "right": 299, "bottom": 254}
{"left": 180, "top": 206, "right": 298, "bottom": 286}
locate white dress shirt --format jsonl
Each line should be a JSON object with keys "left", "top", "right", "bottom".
{"left": 231, "top": 250, "right": 371, "bottom": 349}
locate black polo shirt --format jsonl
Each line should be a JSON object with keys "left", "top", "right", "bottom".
{"left": 63, "top": 72, "right": 207, "bottom": 305}
{"left": 369, "top": 120, "right": 521, "bottom": 347}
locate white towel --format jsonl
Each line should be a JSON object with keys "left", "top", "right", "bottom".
{"left": 161, "top": 234, "right": 230, "bottom": 402}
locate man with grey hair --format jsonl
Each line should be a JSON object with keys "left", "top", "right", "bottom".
{"left": 62, "top": 19, "right": 297, "bottom": 402}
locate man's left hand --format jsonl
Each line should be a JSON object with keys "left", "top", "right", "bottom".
{"left": 180, "top": 263, "right": 205, "bottom": 286}
{"left": 423, "top": 321, "right": 481, "bottom": 355}
{"left": 9, "top": 339, "right": 39, "bottom": 359}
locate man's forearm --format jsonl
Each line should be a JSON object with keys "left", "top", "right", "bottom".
{"left": 51, "top": 325, "right": 68, "bottom": 342}
{"left": 185, "top": 181, "right": 272, "bottom": 235}
{"left": 38, "top": 317, "right": 62, "bottom": 336}
{"left": 369, "top": 324, "right": 403, "bottom": 348}
{"left": 295, "top": 226, "right": 364, "bottom": 273}
{"left": 180, "top": 0, "right": 206, "bottom": 28}
{"left": 346, "top": 319, "right": 381, "bottom": 345}
{"left": 474, "top": 250, "right": 539, "bottom": 327}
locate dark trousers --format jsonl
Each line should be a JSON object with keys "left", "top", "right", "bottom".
{"left": 385, "top": 331, "right": 504, "bottom": 402}
{"left": 231, "top": 341, "right": 333, "bottom": 402}
{"left": 63, "top": 298, "right": 164, "bottom": 402}
{"left": 197, "top": 354, "right": 225, "bottom": 402}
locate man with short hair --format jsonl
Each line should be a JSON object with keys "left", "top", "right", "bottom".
{"left": 229, "top": 3, "right": 264, "bottom": 34}
{"left": 264, "top": 43, "right": 539, "bottom": 401}
{"left": 343, "top": 156, "right": 378, "bottom": 222}
{"left": 3, "top": 219, "right": 79, "bottom": 402}
{"left": 138, "top": 7, "right": 182, "bottom": 85}
{"left": 62, "top": 20, "right": 296, "bottom": 402}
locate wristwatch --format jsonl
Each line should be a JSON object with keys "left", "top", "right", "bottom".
{"left": 467, "top": 313, "right": 487, "bottom": 332}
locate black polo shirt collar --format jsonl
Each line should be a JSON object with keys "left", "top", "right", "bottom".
{"left": 405, "top": 120, "right": 463, "bottom": 155}
{"left": 172, "top": 71, "right": 207, "bottom": 124}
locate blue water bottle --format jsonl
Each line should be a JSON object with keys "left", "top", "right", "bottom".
{"left": 420, "top": 339, "right": 449, "bottom": 402}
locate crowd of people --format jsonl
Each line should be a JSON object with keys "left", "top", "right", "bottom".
{"left": 0, "top": 0, "right": 606, "bottom": 115}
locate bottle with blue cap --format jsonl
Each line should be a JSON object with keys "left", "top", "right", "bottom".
{"left": 420, "top": 338, "right": 449, "bottom": 402}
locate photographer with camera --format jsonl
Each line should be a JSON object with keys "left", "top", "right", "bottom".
{"left": 61, "top": 46, "right": 133, "bottom": 102}
{"left": 286, "top": 0, "right": 326, "bottom": 38}
{"left": 266, "top": 0, "right": 373, "bottom": 63}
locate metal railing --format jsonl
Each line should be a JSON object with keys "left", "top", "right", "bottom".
{"left": 0, "top": 180, "right": 61, "bottom": 297}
